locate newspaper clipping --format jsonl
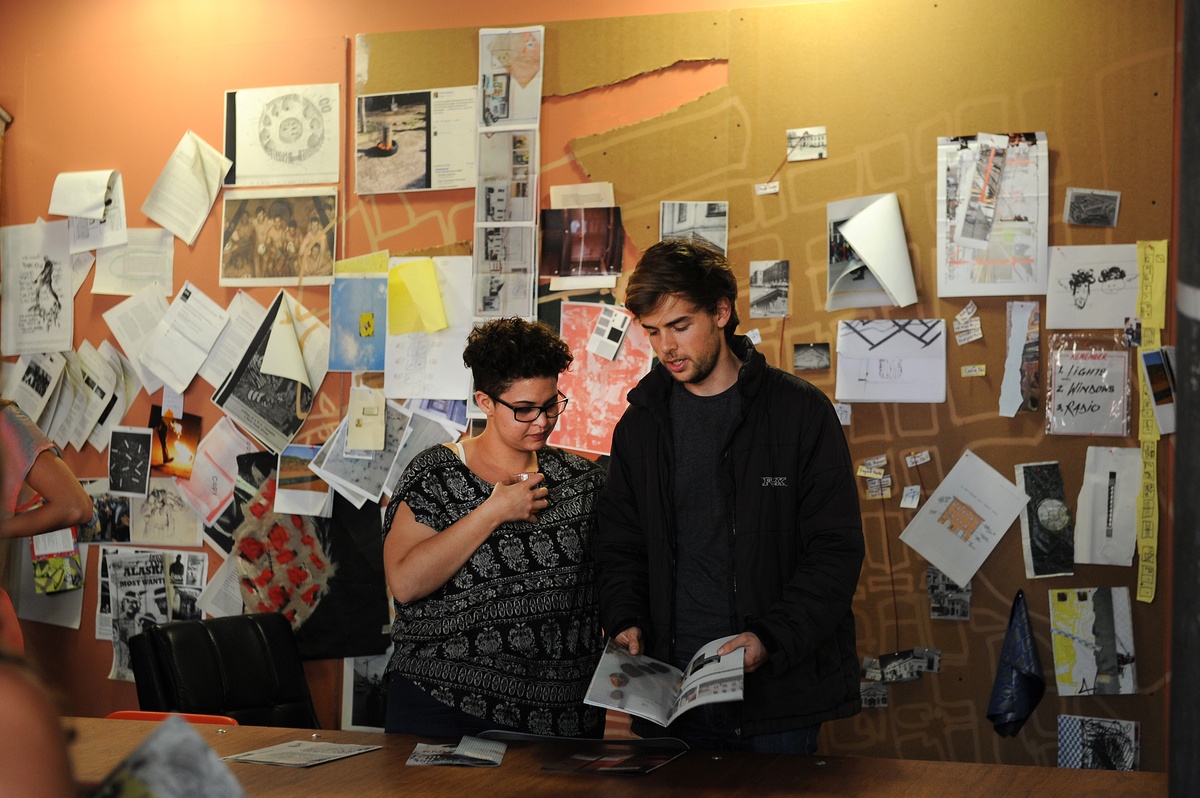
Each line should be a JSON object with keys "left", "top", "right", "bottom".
{"left": 107, "top": 550, "right": 169, "bottom": 681}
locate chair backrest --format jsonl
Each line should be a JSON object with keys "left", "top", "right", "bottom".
{"left": 106, "top": 710, "right": 239, "bottom": 725}
{"left": 129, "top": 612, "right": 319, "bottom": 729}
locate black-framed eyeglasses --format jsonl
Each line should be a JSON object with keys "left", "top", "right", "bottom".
{"left": 488, "top": 391, "right": 569, "bottom": 423}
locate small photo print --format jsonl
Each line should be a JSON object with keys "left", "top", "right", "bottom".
{"left": 860, "top": 681, "right": 888, "bottom": 708}
{"left": 1064, "top": 187, "right": 1121, "bottom": 228}
{"left": 659, "top": 201, "right": 728, "bottom": 253}
{"left": 220, "top": 187, "right": 337, "bottom": 286}
{"left": 749, "top": 260, "right": 789, "bottom": 318}
{"left": 786, "top": 126, "right": 828, "bottom": 161}
{"left": 793, "top": 343, "right": 831, "bottom": 371}
{"left": 108, "top": 427, "right": 153, "bottom": 498}
{"left": 927, "top": 566, "right": 971, "bottom": 620}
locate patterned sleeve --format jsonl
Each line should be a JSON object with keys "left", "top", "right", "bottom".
{"left": 381, "top": 445, "right": 453, "bottom": 541}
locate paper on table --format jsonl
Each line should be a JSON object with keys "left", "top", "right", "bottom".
{"left": 835, "top": 319, "right": 947, "bottom": 403}
{"left": 0, "top": 219, "right": 73, "bottom": 356}
{"left": 92, "top": 228, "right": 174, "bottom": 296}
{"left": 102, "top": 283, "right": 169, "bottom": 395}
{"left": 898, "top": 450, "right": 1030, "bottom": 588}
{"left": 826, "top": 193, "right": 917, "bottom": 310}
{"left": 1074, "top": 446, "right": 1140, "bottom": 566}
{"left": 225, "top": 740, "right": 381, "bottom": 768}
{"left": 999, "top": 301, "right": 1038, "bottom": 417}
{"left": 139, "top": 281, "right": 230, "bottom": 394}
{"left": 142, "top": 130, "right": 232, "bottom": 245}
{"left": 1045, "top": 245, "right": 1138, "bottom": 329}
{"left": 198, "top": 290, "right": 267, "bottom": 388}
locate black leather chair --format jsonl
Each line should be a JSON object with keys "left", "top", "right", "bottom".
{"left": 129, "top": 612, "right": 320, "bottom": 729}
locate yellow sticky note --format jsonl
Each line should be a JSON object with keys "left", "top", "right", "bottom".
{"left": 1136, "top": 240, "right": 1168, "bottom": 329}
{"left": 335, "top": 249, "right": 390, "bottom": 276}
{"left": 398, "top": 258, "right": 448, "bottom": 332}
{"left": 387, "top": 265, "right": 423, "bottom": 335}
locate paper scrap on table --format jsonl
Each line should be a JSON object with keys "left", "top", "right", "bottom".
{"left": 899, "top": 449, "right": 1029, "bottom": 588}
{"left": 835, "top": 319, "right": 946, "bottom": 403}
{"left": 142, "top": 130, "right": 232, "bottom": 246}
{"left": 92, "top": 228, "right": 174, "bottom": 296}
{"left": 1074, "top": 446, "right": 1139, "bottom": 566}
{"left": 826, "top": 192, "right": 917, "bottom": 311}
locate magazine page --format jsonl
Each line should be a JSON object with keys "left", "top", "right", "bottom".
{"left": 107, "top": 550, "right": 169, "bottom": 681}
{"left": 405, "top": 736, "right": 506, "bottom": 767}
{"left": 583, "top": 639, "right": 685, "bottom": 726}
{"left": 224, "top": 740, "right": 381, "bottom": 768}
{"left": 667, "top": 635, "right": 744, "bottom": 725}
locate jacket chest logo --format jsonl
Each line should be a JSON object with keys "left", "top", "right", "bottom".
{"left": 762, "top": 477, "right": 788, "bottom": 487}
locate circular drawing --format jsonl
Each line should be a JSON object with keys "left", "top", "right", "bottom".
{"left": 259, "top": 93, "right": 324, "bottom": 164}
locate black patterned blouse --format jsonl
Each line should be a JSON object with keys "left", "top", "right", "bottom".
{"left": 382, "top": 444, "right": 606, "bottom": 737}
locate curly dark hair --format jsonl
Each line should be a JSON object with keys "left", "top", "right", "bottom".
{"left": 463, "top": 317, "right": 573, "bottom": 398}
{"left": 625, "top": 237, "right": 739, "bottom": 345}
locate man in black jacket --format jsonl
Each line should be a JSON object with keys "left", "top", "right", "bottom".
{"left": 595, "top": 238, "right": 864, "bottom": 753}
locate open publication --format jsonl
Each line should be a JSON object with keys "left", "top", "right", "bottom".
{"left": 583, "top": 635, "right": 743, "bottom": 727}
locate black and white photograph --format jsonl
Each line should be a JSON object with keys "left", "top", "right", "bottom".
{"left": 786, "top": 125, "right": 827, "bottom": 161}
{"left": 1064, "top": 187, "right": 1121, "bottom": 228}
{"left": 219, "top": 187, "right": 336, "bottom": 286}
{"left": 132, "top": 479, "right": 202, "bottom": 547}
{"left": 539, "top": 207, "right": 624, "bottom": 278}
{"left": 474, "top": 272, "right": 534, "bottom": 318}
{"left": 860, "top": 681, "right": 888, "bottom": 708}
{"left": 341, "top": 647, "right": 393, "bottom": 731}
{"left": 77, "top": 480, "right": 132, "bottom": 544}
{"left": 476, "top": 130, "right": 536, "bottom": 222}
{"left": 792, "top": 342, "right": 831, "bottom": 372}
{"left": 659, "top": 201, "right": 728, "bottom": 253}
{"left": 878, "top": 649, "right": 923, "bottom": 683}
{"left": 107, "top": 426, "right": 153, "bottom": 498}
{"left": 749, "top": 259, "right": 789, "bottom": 318}
{"left": 927, "top": 566, "right": 972, "bottom": 620}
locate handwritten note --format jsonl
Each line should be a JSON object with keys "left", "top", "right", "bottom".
{"left": 1048, "top": 349, "right": 1129, "bottom": 436}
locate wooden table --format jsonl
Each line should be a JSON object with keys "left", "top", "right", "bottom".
{"left": 67, "top": 717, "right": 1166, "bottom": 797}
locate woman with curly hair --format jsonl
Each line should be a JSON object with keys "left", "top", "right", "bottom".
{"left": 381, "top": 318, "right": 605, "bottom": 739}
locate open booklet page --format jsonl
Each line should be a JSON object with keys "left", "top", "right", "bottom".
{"left": 584, "top": 635, "right": 744, "bottom": 727}
{"left": 405, "top": 736, "right": 506, "bottom": 767}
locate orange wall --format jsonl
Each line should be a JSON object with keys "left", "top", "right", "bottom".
{"left": 0, "top": 0, "right": 783, "bottom": 729}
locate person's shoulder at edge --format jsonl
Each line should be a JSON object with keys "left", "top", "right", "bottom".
{"left": 0, "top": 656, "right": 76, "bottom": 798}
{"left": 542, "top": 446, "right": 605, "bottom": 477}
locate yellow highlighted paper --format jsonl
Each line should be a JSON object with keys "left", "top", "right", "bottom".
{"left": 388, "top": 258, "right": 448, "bottom": 335}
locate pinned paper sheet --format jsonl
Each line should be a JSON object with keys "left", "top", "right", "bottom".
{"left": 262, "top": 293, "right": 316, "bottom": 388}
{"left": 49, "top": 169, "right": 118, "bottom": 220}
{"left": 388, "top": 258, "right": 447, "bottom": 334}
{"left": 826, "top": 193, "right": 917, "bottom": 311}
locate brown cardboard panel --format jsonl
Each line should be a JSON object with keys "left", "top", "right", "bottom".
{"left": 570, "top": 0, "right": 1173, "bottom": 769}
{"left": 544, "top": 11, "right": 729, "bottom": 96}
{"left": 570, "top": 86, "right": 740, "bottom": 253}
{"left": 358, "top": 11, "right": 729, "bottom": 98}
{"left": 356, "top": 28, "right": 478, "bottom": 95}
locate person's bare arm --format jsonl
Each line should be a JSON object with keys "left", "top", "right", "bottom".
{"left": 384, "top": 474, "right": 549, "bottom": 604}
{"left": 0, "top": 662, "right": 76, "bottom": 798}
{"left": 0, "top": 451, "right": 93, "bottom": 540}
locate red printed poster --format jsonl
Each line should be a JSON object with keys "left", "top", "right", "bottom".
{"left": 549, "top": 301, "right": 653, "bottom": 457}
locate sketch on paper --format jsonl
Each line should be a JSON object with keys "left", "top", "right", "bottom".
{"left": 1050, "top": 587, "right": 1137, "bottom": 697}
{"left": 937, "top": 132, "right": 1049, "bottom": 297}
{"left": 550, "top": 301, "right": 654, "bottom": 457}
{"left": 1, "top": 220, "right": 73, "bottom": 356}
{"left": 749, "top": 260, "right": 789, "bottom": 318}
{"left": 225, "top": 84, "right": 340, "bottom": 186}
{"left": 132, "top": 478, "right": 200, "bottom": 547}
{"left": 659, "top": 201, "right": 728, "bottom": 253}
{"left": 835, "top": 319, "right": 947, "bottom": 403}
{"left": 1057, "top": 715, "right": 1139, "bottom": 771}
{"left": 1046, "top": 245, "right": 1138, "bottom": 329}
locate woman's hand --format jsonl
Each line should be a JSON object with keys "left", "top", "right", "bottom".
{"left": 487, "top": 472, "right": 550, "bottom": 524}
